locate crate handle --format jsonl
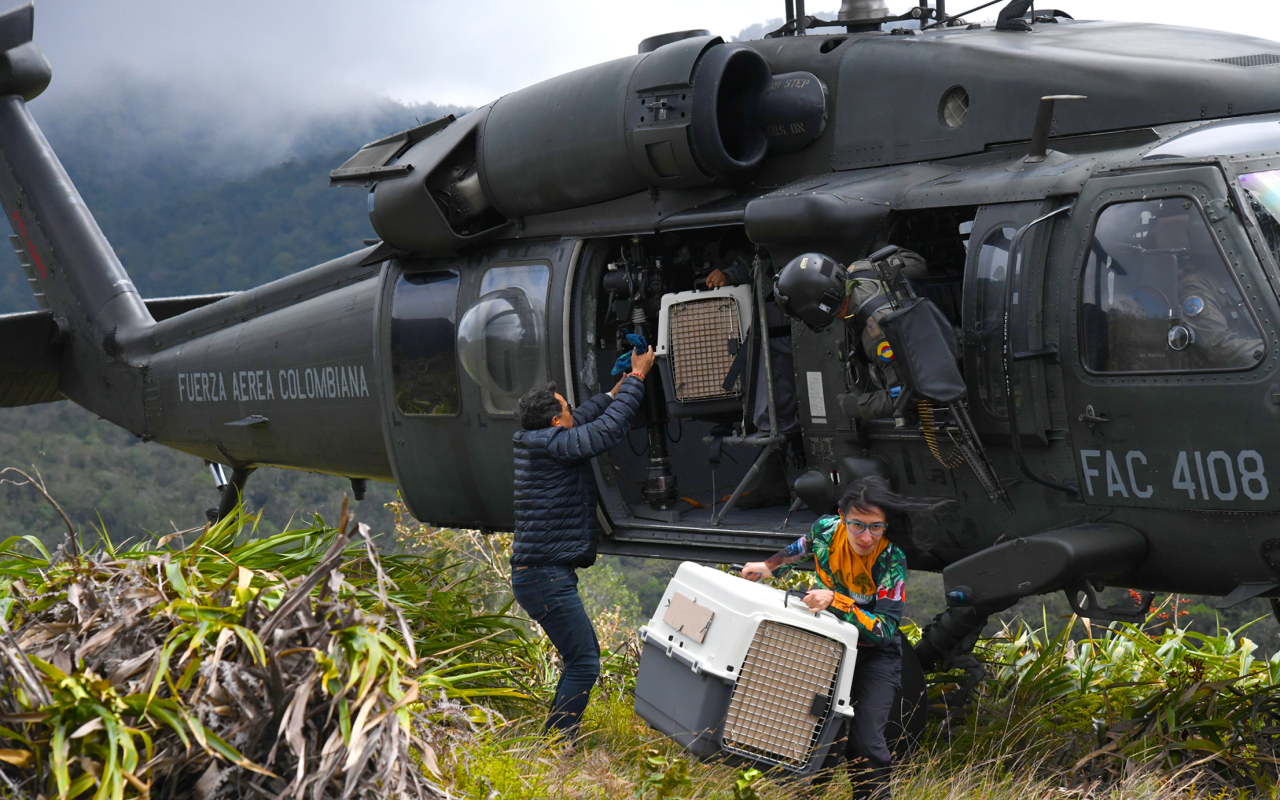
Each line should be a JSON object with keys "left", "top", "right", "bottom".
{"left": 784, "top": 589, "right": 845, "bottom": 624}
{"left": 783, "top": 589, "right": 808, "bottom": 609}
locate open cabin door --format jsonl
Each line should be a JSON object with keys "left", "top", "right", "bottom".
{"left": 1061, "top": 166, "right": 1280, "bottom": 511}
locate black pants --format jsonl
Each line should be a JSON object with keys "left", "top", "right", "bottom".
{"left": 510, "top": 565, "right": 601, "bottom": 738}
{"left": 846, "top": 646, "right": 902, "bottom": 800}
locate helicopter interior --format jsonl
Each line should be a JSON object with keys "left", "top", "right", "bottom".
{"left": 571, "top": 213, "right": 977, "bottom": 532}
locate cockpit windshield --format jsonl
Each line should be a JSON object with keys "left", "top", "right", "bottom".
{"left": 1239, "top": 170, "right": 1280, "bottom": 268}
{"left": 1081, "top": 197, "right": 1264, "bottom": 373}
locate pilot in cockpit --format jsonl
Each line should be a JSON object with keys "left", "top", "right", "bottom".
{"left": 1151, "top": 201, "right": 1264, "bottom": 368}
{"left": 1091, "top": 198, "right": 1263, "bottom": 371}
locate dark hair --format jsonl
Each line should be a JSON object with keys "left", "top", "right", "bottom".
{"left": 838, "top": 476, "right": 952, "bottom": 552}
{"left": 517, "top": 382, "right": 562, "bottom": 430}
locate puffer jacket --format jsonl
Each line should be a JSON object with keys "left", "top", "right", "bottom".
{"left": 511, "top": 377, "right": 645, "bottom": 567}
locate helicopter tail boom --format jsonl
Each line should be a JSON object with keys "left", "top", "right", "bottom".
{"left": 0, "top": 4, "right": 155, "bottom": 430}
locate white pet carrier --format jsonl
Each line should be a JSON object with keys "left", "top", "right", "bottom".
{"left": 634, "top": 561, "right": 860, "bottom": 775}
{"left": 654, "top": 286, "right": 754, "bottom": 417}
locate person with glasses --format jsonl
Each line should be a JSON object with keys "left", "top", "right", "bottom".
{"left": 740, "top": 476, "right": 947, "bottom": 800}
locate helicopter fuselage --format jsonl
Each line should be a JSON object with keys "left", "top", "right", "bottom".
{"left": 4, "top": 12, "right": 1280, "bottom": 611}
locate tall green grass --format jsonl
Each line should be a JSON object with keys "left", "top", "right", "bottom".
{"left": 6, "top": 489, "right": 1280, "bottom": 799}
{"left": 924, "top": 599, "right": 1280, "bottom": 794}
{"left": 0, "top": 502, "right": 534, "bottom": 799}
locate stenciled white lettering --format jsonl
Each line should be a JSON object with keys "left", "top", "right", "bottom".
{"left": 1079, "top": 450, "right": 1101, "bottom": 496}
{"left": 176, "top": 372, "right": 227, "bottom": 402}
{"left": 177, "top": 364, "right": 370, "bottom": 403}
{"left": 1080, "top": 448, "right": 1269, "bottom": 504}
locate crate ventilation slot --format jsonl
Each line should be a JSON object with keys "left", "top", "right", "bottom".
{"left": 667, "top": 296, "right": 743, "bottom": 402}
{"left": 722, "top": 621, "right": 843, "bottom": 768}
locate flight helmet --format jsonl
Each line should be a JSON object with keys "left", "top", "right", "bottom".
{"left": 774, "top": 252, "right": 847, "bottom": 331}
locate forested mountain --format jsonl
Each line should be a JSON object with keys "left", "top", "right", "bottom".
{"left": 0, "top": 90, "right": 465, "bottom": 312}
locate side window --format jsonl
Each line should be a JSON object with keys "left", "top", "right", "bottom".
{"left": 390, "top": 271, "right": 461, "bottom": 416}
{"left": 974, "top": 226, "right": 1023, "bottom": 418}
{"left": 1080, "top": 198, "right": 1264, "bottom": 373}
{"left": 457, "top": 264, "right": 551, "bottom": 414}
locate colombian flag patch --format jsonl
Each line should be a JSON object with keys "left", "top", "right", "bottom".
{"left": 876, "top": 341, "right": 894, "bottom": 362}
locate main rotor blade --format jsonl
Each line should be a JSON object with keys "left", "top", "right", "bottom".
{"left": 0, "top": 4, "right": 33, "bottom": 55}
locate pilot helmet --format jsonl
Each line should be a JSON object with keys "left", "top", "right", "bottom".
{"left": 774, "top": 252, "right": 847, "bottom": 331}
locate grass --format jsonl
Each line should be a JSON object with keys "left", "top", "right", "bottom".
{"left": 0, "top": 497, "right": 531, "bottom": 799}
{"left": 438, "top": 593, "right": 1280, "bottom": 798}
{"left": 443, "top": 689, "right": 1223, "bottom": 800}
{"left": 5, "top": 484, "right": 1280, "bottom": 799}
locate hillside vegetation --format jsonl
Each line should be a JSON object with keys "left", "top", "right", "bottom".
{"left": 0, "top": 95, "right": 459, "bottom": 313}
{"left": 3, "top": 495, "right": 1276, "bottom": 799}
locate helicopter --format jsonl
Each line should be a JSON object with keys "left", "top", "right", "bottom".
{"left": 5, "top": 0, "right": 1280, "bottom": 706}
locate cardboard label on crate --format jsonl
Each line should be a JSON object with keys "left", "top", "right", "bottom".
{"left": 663, "top": 592, "right": 714, "bottom": 644}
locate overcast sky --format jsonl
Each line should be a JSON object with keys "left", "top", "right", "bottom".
{"left": 26, "top": 0, "right": 1280, "bottom": 113}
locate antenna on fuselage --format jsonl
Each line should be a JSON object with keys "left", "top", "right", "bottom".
{"left": 1026, "top": 95, "right": 1088, "bottom": 163}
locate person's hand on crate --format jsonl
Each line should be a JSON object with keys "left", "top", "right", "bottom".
{"left": 740, "top": 562, "right": 772, "bottom": 581}
{"left": 802, "top": 589, "right": 835, "bottom": 614}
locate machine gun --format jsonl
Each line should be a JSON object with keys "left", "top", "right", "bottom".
{"left": 867, "top": 246, "right": 1013, "bottom": 512}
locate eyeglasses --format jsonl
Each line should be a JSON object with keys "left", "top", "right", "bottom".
{"left": 842, "top": 516, "right": 888, "bottom": 537}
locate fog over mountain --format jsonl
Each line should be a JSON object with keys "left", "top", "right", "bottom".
{"left": 35, "top": 79, "right": 470, "bottom": 183}
{"left": 0, "top": 0, "right": 1269, "bottom": 316}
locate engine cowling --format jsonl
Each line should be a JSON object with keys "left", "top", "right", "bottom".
{"left": 362, "top": 36, "right": 825, "bottom": 254}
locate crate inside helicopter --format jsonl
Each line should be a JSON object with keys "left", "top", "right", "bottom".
{"left": 573, "top": 211, "right": 976, "bottom": 540}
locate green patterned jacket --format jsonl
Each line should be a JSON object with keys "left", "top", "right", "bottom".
{"left": 767, "top": 516, "right": 907, "bottom": 649}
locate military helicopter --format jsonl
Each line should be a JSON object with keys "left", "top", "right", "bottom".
{"left": 5, "top": 0, "right": 1280, "bottom": 705}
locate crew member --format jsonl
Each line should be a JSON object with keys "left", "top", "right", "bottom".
{"left": 511, "top": 346, "right": 656, "bottom": 743}
{"left": 773, "top": 250, "right": 926, "bottom": 421}
{"left": 740, "top": 476, "right": 947, "bottom": 800}
{"left": 1149, "top": 203, "right": 1264, "bottom": 368}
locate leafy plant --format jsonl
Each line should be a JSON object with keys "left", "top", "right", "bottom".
{"left": 732, "top": 767, "right": 763, "bottom": 800}
{"left": 638, "top": 750, "right": 692, "bottom": 799}
{"left": 929, "top": 599, "right": 1280, "bottom": 793}
{"left": 0, "top": 496, "right": 532, "bottom": 799}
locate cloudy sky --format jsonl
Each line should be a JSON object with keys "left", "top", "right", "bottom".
{"left": 27, "top": 0, "right": 1280, "bottom": 112}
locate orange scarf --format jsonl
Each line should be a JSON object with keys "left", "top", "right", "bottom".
{"left": 824, "top": 521, "right": 889, "bottom": 601}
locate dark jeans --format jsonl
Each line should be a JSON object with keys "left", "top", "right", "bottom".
{"left": 511, "top": 565, "right": 601, "bottom": 738}
{"left": 846, "top": 646, "right": 902, "bottom": 800}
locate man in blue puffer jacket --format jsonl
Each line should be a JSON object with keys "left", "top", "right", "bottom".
{"left": 511, "top": 345, "right": 655, "bottom": 742}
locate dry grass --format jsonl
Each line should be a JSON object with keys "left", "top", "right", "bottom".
{"left": 443, "top": 688, "right": 1240, "bottom": 800}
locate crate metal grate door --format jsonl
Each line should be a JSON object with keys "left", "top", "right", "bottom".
{"left": 668, "top": 297, "right": 743, "bottom": 402}
{"left": 722, "top": 621, "right": 844, "bottom": 768}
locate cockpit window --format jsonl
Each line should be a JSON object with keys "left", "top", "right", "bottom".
{"left": 1239, "top": 170, "right": 1280, "bottom": 268}
{"left": 457, "top": 264, "right": 550, "bottom": 414}
{"left": 1080, "top": 198, "right": 1264, "bottom": 373}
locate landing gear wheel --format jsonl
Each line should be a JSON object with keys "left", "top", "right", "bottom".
{"left": 887, "top": 630, "right": 927, "bottom": 757}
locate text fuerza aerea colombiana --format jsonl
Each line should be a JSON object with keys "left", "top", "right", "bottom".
{"left": 177, "top": 365, "right": 370, "bottom": 402}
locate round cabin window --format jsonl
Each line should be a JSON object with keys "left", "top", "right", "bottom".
{"left": 456, "top": 287, "right": 543, "bottom": 398}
